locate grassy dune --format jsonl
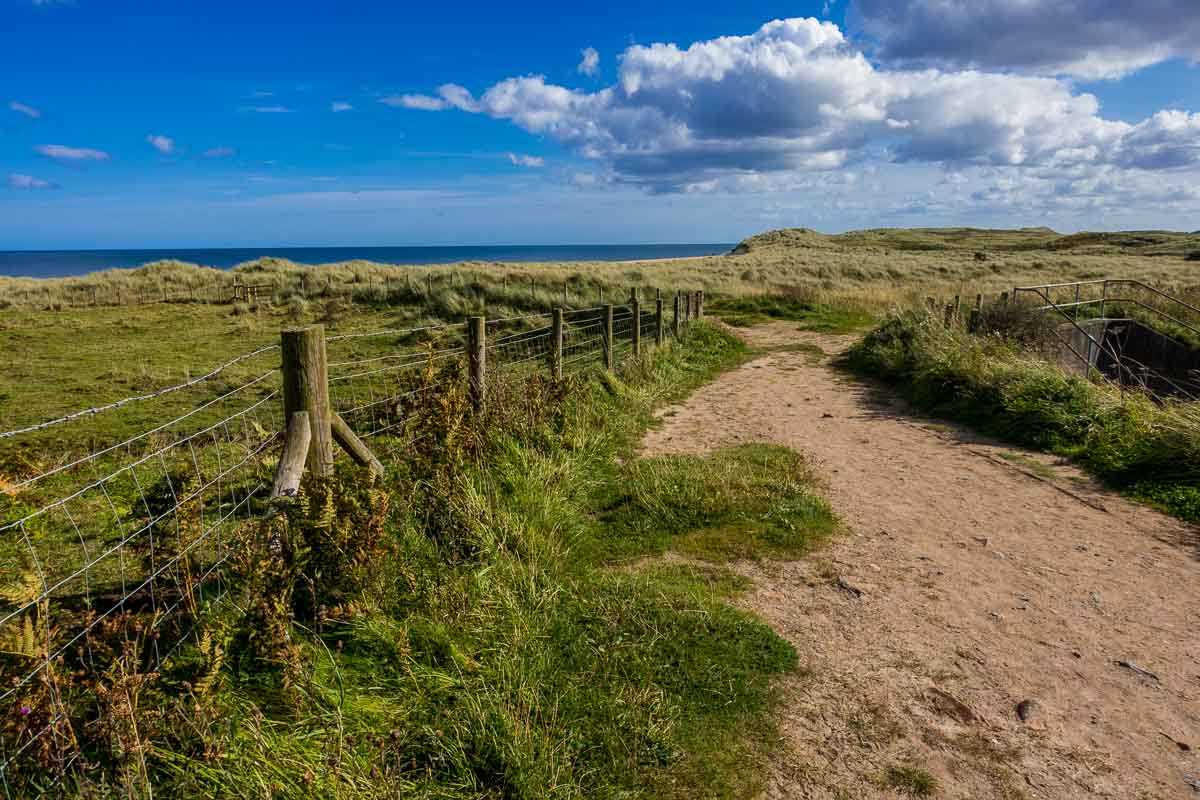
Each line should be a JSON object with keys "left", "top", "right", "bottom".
{"left": 2, "top": 226, "right": 1199, "bottom": 315}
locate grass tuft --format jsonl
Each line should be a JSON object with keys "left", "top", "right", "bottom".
{"left": 885, "top": 764, "right": 939, "bottom": 796}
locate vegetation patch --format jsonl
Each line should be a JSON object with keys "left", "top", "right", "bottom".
{"left": 843, "top": 312, "right": 1200, "bottom": 523}
{"left": 884, "top": 764, "right": 939, "bottom": 796}
{"left": 707, "top": 292, "right": 875, "bottom": 333}
{"left": 6, "top": 323, "right": 837, "bottom": 799}
{"left": 591, "top": 444, "right": 837, "bottom": 564}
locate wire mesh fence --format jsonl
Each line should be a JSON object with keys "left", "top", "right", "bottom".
{"left": 0, "top": 292, "right": 703, "bottom": 793}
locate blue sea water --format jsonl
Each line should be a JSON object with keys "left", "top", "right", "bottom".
{"left": 0, "top": 244, "right": 734, "bottom": 279}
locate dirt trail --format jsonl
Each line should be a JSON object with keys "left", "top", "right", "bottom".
{"left": 642, "top": 322, "right": 1200, "bottom": 800}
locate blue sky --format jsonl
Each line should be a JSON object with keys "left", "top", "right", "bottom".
{"left": 3, "top": 0, "right": 1199, "bottom": 249}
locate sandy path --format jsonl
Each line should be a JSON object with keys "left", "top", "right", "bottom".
{"left": 642, "top": 322, "right": 1200, "bottom": 799}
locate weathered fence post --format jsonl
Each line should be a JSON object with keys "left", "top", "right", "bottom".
{"left": 696, "top": 290, "right": 704, "bottom": 320}
{"left": 673, "top": 292, "right": 681, "bottom": 337}
{"left": 952, "top": 294, "right": 961, "bottom": 324}
{"left": 427, "top": 272, "right": 433, "bottom": 295}
{"left": 271, "top": 411, "right": 312, "bottom": 499}
{"left": 603, "top": 304, "right": 614, "bottom": 371}
{"left": 631, "top": 290, "right": 641, "bottom": 357}
{"left": 999, "top": 291, "right": 1009, "bottom": 306}
{"left": 551, "top": 307, "right": 564, "bottom": 380}
{"left": 467, "top": 315, "right": 486, "bottom": 412}
{"left": 969, "top": 294, "right": 983, "bottom": 332}
{"left": 281, "top": 325, "right": 334, "bottom": 478}
{"left": 563, "top": 280, "right": 569, "bottom": 307}
{"left": 683, "top": 291, "right": 691, "bottom": 326}
{"left": 655, "top": 298, "right": 664, "bottom": 346}
{"left": 943, "top": 303, "right": 954, "bottom": 329}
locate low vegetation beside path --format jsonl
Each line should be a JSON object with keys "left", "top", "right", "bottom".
{"left": 10, "top": 323, "right": 838, "bottom": 799}
{"left": 843, "top": 310, "right": 1200, "bottom": 522}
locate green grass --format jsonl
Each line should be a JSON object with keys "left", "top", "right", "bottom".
{"left": 843, "top": 312, "right": 1200, "bottom": 523}
{"left": 707, "top": 294, "right": 875, "bottom": 334}
{"left": 21, "top": 322, "right": 837, "bottom": 799}
{"left": 589, "top": 444, "right": 837, "bottom": 564}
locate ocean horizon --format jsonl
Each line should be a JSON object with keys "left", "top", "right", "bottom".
{"left": 0, "top": 243, "right": 735, "bottom": 279}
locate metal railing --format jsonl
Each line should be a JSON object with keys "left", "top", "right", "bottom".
{"left": 1011, "top": 279, "right": 1200, "bottom": 401}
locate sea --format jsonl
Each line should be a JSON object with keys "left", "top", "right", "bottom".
{"left": 0, "top": 243, "right": 735, "bottom": 279}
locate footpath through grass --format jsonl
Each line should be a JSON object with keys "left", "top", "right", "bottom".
{"left": 28, "top": 323, "right": 836, "bottom": 799}
{"left": 843, "top": 311, "right": 1200, "bottom": 523}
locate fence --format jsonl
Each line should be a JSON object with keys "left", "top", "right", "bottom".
{"left": 0, "top": 288, "right": 704, "bottom": 795}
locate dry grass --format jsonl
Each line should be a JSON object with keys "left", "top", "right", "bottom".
{"left": 3, "top": 227, "right": 1199, "bottom": 313}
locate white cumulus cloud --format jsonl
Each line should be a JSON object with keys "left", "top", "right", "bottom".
{"left": 36, "top": 144, "right": 110, "bottom": 162}
{"left": 146, "top": 134, "right": 174, "bottom": 154}
{"left": 331, "top": 101, "right": 353, "bottom": 112}
{"left": 403, "top": 18, "right": 1200, "bottom": 193}
{"left": 578, "top": 47, "right": 600, "bottom": 76}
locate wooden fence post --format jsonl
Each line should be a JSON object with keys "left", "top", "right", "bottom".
{"left": 551, "top": 307, "right": 564, "bottom": 380}
{"left": 563, "top": 280, "right": 569, "bottom": 307}
{"left": 603, "top": 304, "right": 614, "bottom": 371}
{"left": 968, "top": 294, "right": 983, "bottom": 332}
{"left": 1000, "top": 291, "right": 1009, "bottom": 306}
{"left": 943, "top": 303, "right": 954, "bottom": 329}
{"left": 281, "top": 325, "right": 334, "bottom": 478}
{"left": 271, "top": 411, "right": 312, "bottom": 498}
{"left": 655, "top": 298, "right": 664, "bottom": 346}
{"left": 673, "top": 293, "right": 680, "bottom": 337}
{"left": 467, "top": 315, "right": 486, "bottom": 412}
{"left": 631, "top": 290, "right": 641, "bottom": 356}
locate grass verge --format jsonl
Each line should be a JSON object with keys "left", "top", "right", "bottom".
{"left": 707, "top": 293, "right": 875, "bottom": 333}
{"left": 23, "top": 323, "right": 835, "bottom": 799}
{"left": 842, "top": 312, "right": 1200, "bottom": 522}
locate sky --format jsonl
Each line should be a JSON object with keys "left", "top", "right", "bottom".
{"left": 2, "top": 0, "right": 1200, "bottom": 249}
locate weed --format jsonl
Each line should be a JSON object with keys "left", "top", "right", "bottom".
{"left": 885, "top": 764, "right": 939, "bottom": 796}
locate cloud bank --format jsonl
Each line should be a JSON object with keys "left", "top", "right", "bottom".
{"left": 849, "top": 0, "right": 1200, "bottom": 79}
{"left": 402, "top": 18, "right": 1199, "bottom": 194}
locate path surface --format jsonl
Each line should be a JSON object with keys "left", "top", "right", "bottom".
{"left": 642, "top": 322, "right": 1200, "bottom": 800}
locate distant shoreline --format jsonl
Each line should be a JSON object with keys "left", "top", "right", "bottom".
{"left": 0, "top": 243, "right": 735, "bottom": 280}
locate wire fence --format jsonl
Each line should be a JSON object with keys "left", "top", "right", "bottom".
{"left": 0, "top": 293, "right": 703, "bottom": 794}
